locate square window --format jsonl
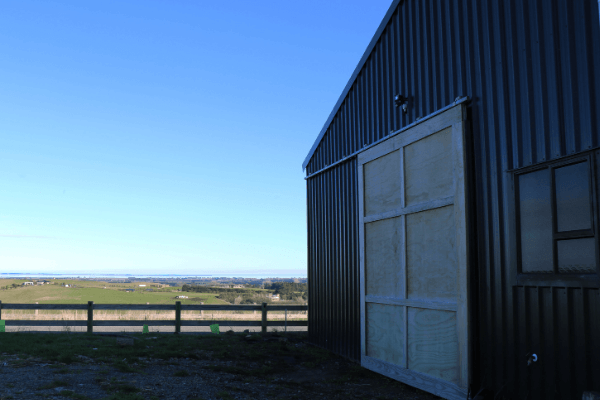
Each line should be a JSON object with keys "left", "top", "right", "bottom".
{"left": 555, "top": 161, "right": 592, "bottom": 232}
{"left": 557, "top": 238, "right": 596, "bottom": 274}
{"left": 514, "top": 153, "right": 598, "bottom": 284}
{"left": 518, "top": 169, "right": 553, "bottom": 273}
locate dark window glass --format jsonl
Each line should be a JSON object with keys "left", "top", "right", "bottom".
{"left": 555, "top": 161, "right": 591, "bottom": 232}
{"left": 519, "top": 169, "right": 553, "bottom": 273}
{"left": 557, "top": 238, "right": 596, "bottom": 274}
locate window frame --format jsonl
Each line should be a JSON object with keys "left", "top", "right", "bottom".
{"left": 513, "top": 151, "right": 600, "bottom": 288}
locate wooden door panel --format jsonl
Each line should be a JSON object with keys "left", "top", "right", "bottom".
{"left": 406, "top": 206, "right": 457, "bottom": 302}
{"left": 358, "top": 104, "right": 469, "bottom": 400}
{"left": 407, "top": 308, "right": 458, "bottom": 383}
{"left": 365, "top": 217, "right": 404, "bottom": 298}
{"left": 364, "top": 150, "right": 403, "bottom": 216}
{"left": 366, "top": 303, "right": 405, "bottom": 366}
{"left": 404, "top": 127, "right": 454, "bottom": 206}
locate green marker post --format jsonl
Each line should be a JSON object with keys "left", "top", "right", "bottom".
{"left": 142, "top": 324, "right": 149, "bottom": 334}
{"left": 209, "top": 324, "right": 220, "bottom": 334}
{"left": 0, "top": 299, "right": 4, "bottom": 332}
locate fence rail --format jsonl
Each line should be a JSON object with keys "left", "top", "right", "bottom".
{"left": 0, "top": 301, "right": 308, "bottom": 333}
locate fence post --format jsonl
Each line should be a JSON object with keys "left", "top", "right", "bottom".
{"left": 285, "top": 307, "right": 287, "bottom": 333}
{"left": 200, "top": 302, "right": 203, "bottom": 318}
{"left": 35, "top": 302, "right": 39, "bottom": 317}
{"left": 87, "top": 301, "right": 94, "bottom": 334}
{"left": 261, "top": 302, "right": 267, "bottom": 334}
{"left": 0, "top": 300, "right": 2, "bottom": 320}
{"left": 175, "top": 301, "right": 181, "bottom": 334}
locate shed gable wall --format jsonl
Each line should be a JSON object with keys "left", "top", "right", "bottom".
{"left": 305, "top": 0, "right": 600, "bottom": 398}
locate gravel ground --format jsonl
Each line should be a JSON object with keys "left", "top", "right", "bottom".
{"left": 0, "top": 333, "right": 441, "bottom": 400}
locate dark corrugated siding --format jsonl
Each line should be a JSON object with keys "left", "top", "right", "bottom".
{"left": 307, "top": 159, "right": 359, "bottom": 360}
{"left": 305, "top": 0, "right": 600, "bottom": 398}
{"left": 512, "top": 287, "right": 600, "bottom": 399}
{"left": 306, "top": 0, "right": 600, "bottom": 176}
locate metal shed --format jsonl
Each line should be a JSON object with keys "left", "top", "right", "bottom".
{"left": 302, "top": 1, "right": 600, "bottom": 399}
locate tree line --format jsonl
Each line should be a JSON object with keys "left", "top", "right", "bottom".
{"left": 262, "top": 282, "right": 307, "bottom": 300}
{"left": 181, "top": 283, "right": 307, "bottom": 303}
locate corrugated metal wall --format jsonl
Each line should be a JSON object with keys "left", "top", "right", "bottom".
{"left": 307, "top": 159, "right": 360, "bottom": 360}
{"left": 511, "top": 287, "right": 600, "bottom": 399}
{"left": 305, "top": 0, "right": 600, "bottom": 398}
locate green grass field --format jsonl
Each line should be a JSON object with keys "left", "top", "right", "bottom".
{"left": 0, "top": 279, "right": 226, "bottom": 305}
{"left": 0, "top": 280, "right": 305, "bottom": 322}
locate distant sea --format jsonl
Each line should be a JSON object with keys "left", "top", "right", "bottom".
{"left": 0, "top": 272, "right": 306, "bottom": 279}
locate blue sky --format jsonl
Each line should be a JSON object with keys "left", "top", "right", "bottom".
{"left": 0, "top": 0, "right": 392, "bottom": 278}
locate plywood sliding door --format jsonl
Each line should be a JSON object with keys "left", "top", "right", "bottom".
{"left": 358, "top": 104, "right": 469, "bottom": 400}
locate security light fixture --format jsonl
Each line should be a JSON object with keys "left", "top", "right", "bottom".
{"left": 394, "top": 94, "right": 408, "bottom": 113}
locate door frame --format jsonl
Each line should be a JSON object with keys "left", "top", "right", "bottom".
{"left": 357, "top": 103, "right": 470, "bottom": 400}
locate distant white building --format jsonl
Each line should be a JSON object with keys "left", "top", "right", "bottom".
{"left": 23, "top": 282, "right": 34, "bottom": 286}
{"left": 176, "top": 295, "right": 188, "bottom": 299}
{"left": 139, "top": 284, "right": 146, "bottom": 287}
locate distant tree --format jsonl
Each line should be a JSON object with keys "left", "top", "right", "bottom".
{"left": 263, "top": 282, "right": 308, "bottom": 300}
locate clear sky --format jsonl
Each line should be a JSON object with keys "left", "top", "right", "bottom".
{"left": 0, "top": 0, "right": 392, "bottom": 278}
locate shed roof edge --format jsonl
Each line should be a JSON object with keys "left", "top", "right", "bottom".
{"left": 301, "top": 0, "right": 403, "bottom": 171}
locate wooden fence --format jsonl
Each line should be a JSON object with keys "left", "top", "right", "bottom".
{"left": 0, "top": 301, "right": 307, "bottom": 334}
